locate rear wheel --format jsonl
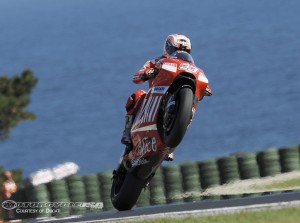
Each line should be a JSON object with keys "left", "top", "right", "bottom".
{"left": 163, "top": 87, "right": 194, "bottom": 148}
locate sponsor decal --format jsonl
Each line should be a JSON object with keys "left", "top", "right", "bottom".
{"left": 162, "top": 62, "right": 177, "bottom": 72}
{"left": 179, "top": 63, "right": 198, "bottom": 74}
{"left": 153, "top": 86, "right": 168, "bottom": 94}
{"left": 134, "top": 137, "right": 157, "bottom": 157}
{"left": 130, "top": 158, "right": 149, "bottom": 167}
{"left": 133, "top": 95, "right": 162, "bottom": 125}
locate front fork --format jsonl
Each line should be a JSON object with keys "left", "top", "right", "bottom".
{"left": 112, "top": 146, "right": 131, "bottom": 179}
{"left": 189, "top": 96, "right": 198, "bottom": 128}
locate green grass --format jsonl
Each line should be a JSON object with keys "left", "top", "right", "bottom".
{"left": 251, "top": 178, "right": 300, "bottom": 191}
{"left": 125, "top": 207, "right": 300, "bottom": 223}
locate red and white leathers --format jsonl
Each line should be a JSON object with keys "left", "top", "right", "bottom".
{"left": 132, "top": 56, "right": 165, "bottom": 85}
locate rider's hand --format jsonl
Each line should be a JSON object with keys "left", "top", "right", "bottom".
{"left": 145, "top": 68, "right": 158, "bottom": 79}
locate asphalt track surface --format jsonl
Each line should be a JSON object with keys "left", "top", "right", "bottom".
{"left": 27, "top": 191, "right": 300, "bottom": 223}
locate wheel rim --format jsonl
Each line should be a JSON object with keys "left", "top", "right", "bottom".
{"left": 163, "top": 94, "right": 178, "bottom": 135}
{"left": 162, "top": 87, "right": 194, "bottom": 148}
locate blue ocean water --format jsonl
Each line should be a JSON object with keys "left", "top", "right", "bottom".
{"left": 0, "top": 0, "right": 299, "bottom": 177}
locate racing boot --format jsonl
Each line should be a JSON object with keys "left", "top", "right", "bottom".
{"left": 165, "top": 152, "right": 174, "bottom": 161}
{"left": 121, "top": 115, "right": 135, "bottom": 148}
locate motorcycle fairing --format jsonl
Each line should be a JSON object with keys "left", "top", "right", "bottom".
{"left": 128, "top": 56, "right": 209, "bottom": 160}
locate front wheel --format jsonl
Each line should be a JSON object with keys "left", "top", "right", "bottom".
{"left": 111, "top": 168, "right": 148, "bottom": 211}
{"left": 163, "top": 87, "right": 194, "bottom": 148}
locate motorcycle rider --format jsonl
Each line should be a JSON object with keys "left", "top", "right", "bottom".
{"left": 121, "top": 34, "right": 212, "bottom": 160}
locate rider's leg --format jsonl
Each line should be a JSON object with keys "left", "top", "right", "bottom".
{"left": 121, "top": 90, "right": 146, "bottom": 146}
{"left": 121, "top": 89, "right": 174, "bottom": 161}
{"left": 121, "top": 115, "right": 135, "bottom": 146}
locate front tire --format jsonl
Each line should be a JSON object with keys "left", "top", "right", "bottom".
{"left": 111, "top": 170, "right": 148, "bottom": 211}
{"left": 163, "top": 87, "right": 194, "bottom": 148}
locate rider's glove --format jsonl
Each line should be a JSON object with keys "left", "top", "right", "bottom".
{"left": 145, "top": 68, "right": 158, "bottom": 79}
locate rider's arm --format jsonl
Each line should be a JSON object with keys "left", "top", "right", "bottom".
{"left": 132, "top": 60, "right": 158, "bottom": 84}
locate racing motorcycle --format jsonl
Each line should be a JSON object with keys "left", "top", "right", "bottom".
{"left": 111, "top": 51, "right": 210, "bottom": 211}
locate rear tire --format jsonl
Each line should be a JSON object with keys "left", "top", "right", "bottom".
{"left": 164, "top": 87, "right": 194, "bottom": 148}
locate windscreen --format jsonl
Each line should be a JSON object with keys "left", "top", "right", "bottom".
{"left": 170, "top": 51, "right": 195, "bottom": 64}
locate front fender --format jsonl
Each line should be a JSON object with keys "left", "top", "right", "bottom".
{"left": 167, "top": 72, "right": 196, "bottom": 95}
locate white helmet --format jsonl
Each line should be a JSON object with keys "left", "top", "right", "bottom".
{"left": 163, "top": 34, "right": 192, "bottom": 57}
